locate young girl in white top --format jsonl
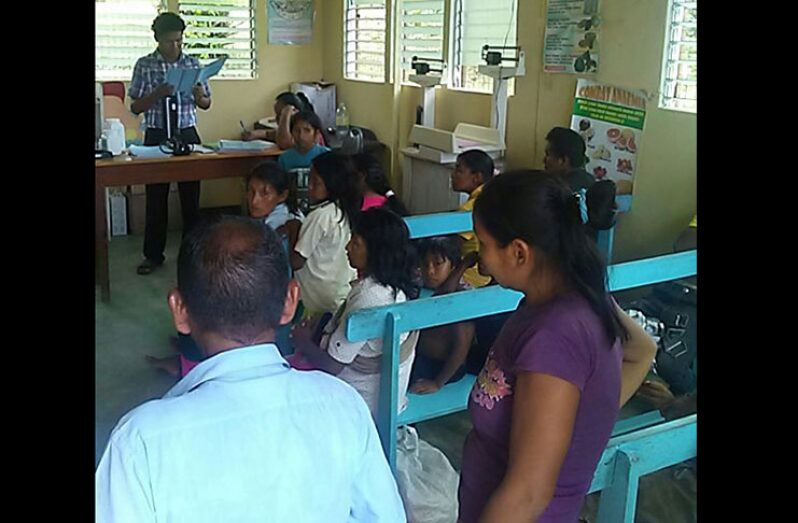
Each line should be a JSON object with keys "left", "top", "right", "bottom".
{"left": 291, "top": 207, "right": 419, "bottom": 416}
{"left": 289, "top": 151, "right": 362, "bottom": 317}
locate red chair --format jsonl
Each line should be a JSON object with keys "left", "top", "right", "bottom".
{"left": 102, "top": 81, "right": 126, "bottom": 102}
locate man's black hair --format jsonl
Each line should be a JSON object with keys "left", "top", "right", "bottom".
{"left": 545, "top": 127, "right": 587, "bottom": 168}
{"left": 152, "top": 12, "right": 186, "bottom": 39}
{"left": 457, "top": 150, "right": 495, "bottom": 184}
{"left": 177, "top": 216, "right": 289, "bottom": 341}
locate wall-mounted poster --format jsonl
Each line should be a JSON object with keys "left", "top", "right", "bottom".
{"left": 268, "top": 0, "right": 314, "bottom": 45}
{"left": 570, "top": 79, "right": 647, "bottom": 192}
{"left": 544, "top": 0, "right": 600, "bottom": 74}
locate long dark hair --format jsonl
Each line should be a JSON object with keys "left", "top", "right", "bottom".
{"left": 473, "top": 170, "right": 628, "bottom": 343}
{"left": 275, "top": 91, "right": 315, "bottom": 113}
{"left": 246, "top": 162, "right": 299, "bottom": 215}
{"left": 353, "top": 153, "right": 409, "bottom": 216}
{"left": 311, "top": 151, "right": 362, "bottom": 227}
{"left": 353, "top": 207, "right": 418, "bottom": 299}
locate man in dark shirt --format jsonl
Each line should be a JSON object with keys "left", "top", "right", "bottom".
{"left": 543, "top": 126, "right": 595, "bottom": 192}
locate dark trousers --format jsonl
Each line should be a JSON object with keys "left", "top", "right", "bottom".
{"left": 142, "top": 127, "right": 202, "bottom": 263}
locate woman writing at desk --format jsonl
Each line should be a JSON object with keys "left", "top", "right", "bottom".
{"left": 129, "top": 12, "right": 212, "bottom": 275}
{"left": 241, "top": 92, "right": 326, "bottom": 149}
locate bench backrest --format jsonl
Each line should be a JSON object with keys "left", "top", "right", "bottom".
{"left": 347, "top": 249, "right": 696, "bottom": 469}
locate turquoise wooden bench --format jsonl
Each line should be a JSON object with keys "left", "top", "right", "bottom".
{"left": 346, "top": 250, "right": 696, "bottom": 521}
{"left": 347, "top": 250, "right": 697, "bottom": 469}
{"left": 343, "top": 205, "right": 694, "bottom": 520}
{"left": 395, "top": 197, "right": 635, "bottom": 427}
{"left": 403, "top": 194, "right": 632, "bottom": 263}
{"left": 587, "top": 414, "right": 696, "bottom": 522}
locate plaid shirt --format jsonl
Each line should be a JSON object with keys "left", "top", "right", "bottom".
{"left": 128, "top": 50, "right": 211, "bottom": 130}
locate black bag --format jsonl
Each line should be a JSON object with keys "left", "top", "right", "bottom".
{"left": 625, "top": 280, "right": 697, "bottom": 395}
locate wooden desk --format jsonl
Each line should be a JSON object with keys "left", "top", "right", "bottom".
{"left": 96, "top": 149, "right": 282, "bottom": 302}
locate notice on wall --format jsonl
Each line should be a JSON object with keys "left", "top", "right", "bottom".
{"left": 544, "top": 0, "right": 600, "bottom": 74}
{"left": 268, "top": 0, "right": 314, "bottom": 45}
{"left": 570, "top": 79, "right": 647, "bottom": 191}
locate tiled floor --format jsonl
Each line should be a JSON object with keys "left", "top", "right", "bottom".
{"left": 96, "top": 233, "right": 695, "bottom": 521}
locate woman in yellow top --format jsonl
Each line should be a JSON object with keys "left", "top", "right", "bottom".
{"left": 451, "top": 150, "right": 496, "bottom": 287}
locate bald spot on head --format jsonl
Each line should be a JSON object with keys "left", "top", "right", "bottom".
{"left": 177, "top": 215, "right": 290, "bottom": 341}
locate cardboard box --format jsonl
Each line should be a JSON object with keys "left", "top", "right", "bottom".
{"left": 291, "top": 81, "right": 336, "bottom": 132}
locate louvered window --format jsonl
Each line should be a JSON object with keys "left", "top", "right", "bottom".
{"left": 95, "top": 0, "right": 166, "bottom": 81}
{"left": 399, "top": 0, "right": 445, "bottom": 84}
{"left": 659, "top": 0, "right": 696, "bottom": 113}
{"left": 344, "top": 0, "right": 388, "bottom": 83}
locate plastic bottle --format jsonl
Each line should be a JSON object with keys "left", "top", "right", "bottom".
{"left": 104, "top": 118, "right": 126, "bottom": 155}
{"left": 335, "top": 102, "right": 350, "bottom": 139}
{"left": 139, "top": 116, "right": 148, "bottom": 145}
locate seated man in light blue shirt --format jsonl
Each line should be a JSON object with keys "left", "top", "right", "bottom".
{"left": 278, "top": 110, "right": 330, "bottom": 172}
{"left": 95, "top": 216, "right": 406, "bottom": 522}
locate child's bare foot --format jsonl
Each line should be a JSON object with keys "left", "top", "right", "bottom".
{"left": 145, "top": 354, "right": 181, "bottom": 377}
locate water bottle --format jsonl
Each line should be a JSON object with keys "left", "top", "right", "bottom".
{"left": 104, "top": 118, "right": 126, "bottom": 155}
{"left": 335, "top": 102, "right": 350, "bottom": 141}
{"left": 139, "top": 116, "right": 148, "bottom": 145}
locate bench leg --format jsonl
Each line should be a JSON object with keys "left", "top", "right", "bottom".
{"left": 596, "top": 451, "right": 640, "bottom": 523}
{"left": 376, "top": 313, "right": 400, "bottom": 473}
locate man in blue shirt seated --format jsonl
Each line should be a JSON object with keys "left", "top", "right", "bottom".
{"left": 95, "top": 216, "right": 406, "bottom": 522}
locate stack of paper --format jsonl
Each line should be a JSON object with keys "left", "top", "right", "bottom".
{"left": 217, "top": 140, "right": 277, "bottom": 152}
{"left": 128, "top": 145, "right": 171, "bottom": 159}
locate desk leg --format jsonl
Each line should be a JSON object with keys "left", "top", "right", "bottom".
{"left": 96, "top": 183, "right": 110, "bottom": 302}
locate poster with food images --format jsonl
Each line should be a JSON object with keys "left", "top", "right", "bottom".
{"left": 570, "top": 79, "right": 646, "bottom": 192}
{"left": 544, "top": 0, "right": 601, "bottom": 74}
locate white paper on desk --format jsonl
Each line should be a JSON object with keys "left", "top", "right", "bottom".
{"left": 128, "top": 145, "right": 172, "bottom": 159}
{"left": 218, "top": 139, "right": 277, "bottom": 152}
{"left": 190, "top": 144, "right": 216, "bottom": 154}
{"left": 166, "top": 57, "right": 227, "bottom": 94}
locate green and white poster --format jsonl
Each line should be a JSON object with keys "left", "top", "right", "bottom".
{"left": 570, "top": 79, "right": 647, "bottom": 190}
{"left": 544, "top": 0, "right": 600, "bottom": 74}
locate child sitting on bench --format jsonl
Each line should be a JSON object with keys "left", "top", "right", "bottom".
{"left": 409, "top": 236, "right": 476, "bottom": 394}
{"left": 290, "top": 207, "right": 419, "bottom": 416}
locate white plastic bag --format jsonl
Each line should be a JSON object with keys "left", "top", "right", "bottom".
{"left": 395, "top": 426, "right": 460, "bottom": 523}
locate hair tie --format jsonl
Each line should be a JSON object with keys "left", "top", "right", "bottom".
{"left": 385, "top": 190, "right": 395, "bottom": 198}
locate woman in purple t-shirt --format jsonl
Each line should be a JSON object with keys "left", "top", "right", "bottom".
{"left": 459, "top": 171, "right": 657, "bottom": 523}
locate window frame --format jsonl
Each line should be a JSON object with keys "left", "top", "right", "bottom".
{"left": 95, "top": 0, "right": 168, "bottom": 82}
{"left": 658, "top": 0, "right": 697, "bottom": 113}
{"left": 178, "top": 0, "right": 257, "bottom": 80}
{"left": 447, "top": 0, "right": 517, "bottom": 95}
{"left": 94, "top": 0, "right": 256, "bottom": 82}
{"left": 344, "top": 0, "right": 390, "bottom": 84}
{"left": 398, "top": 0, "right": 447, "bottom": 87}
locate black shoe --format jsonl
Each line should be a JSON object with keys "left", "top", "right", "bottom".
{"left": 137, "top": 259, "right": 163, "bottom": 275}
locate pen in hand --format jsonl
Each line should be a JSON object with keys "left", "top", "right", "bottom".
{"left": 239, "top": 120, "right": 248, "bottom": 134}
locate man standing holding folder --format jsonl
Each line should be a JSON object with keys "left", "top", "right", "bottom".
{"left": 129, "top": 12, "right": 212, "bottom": 275}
